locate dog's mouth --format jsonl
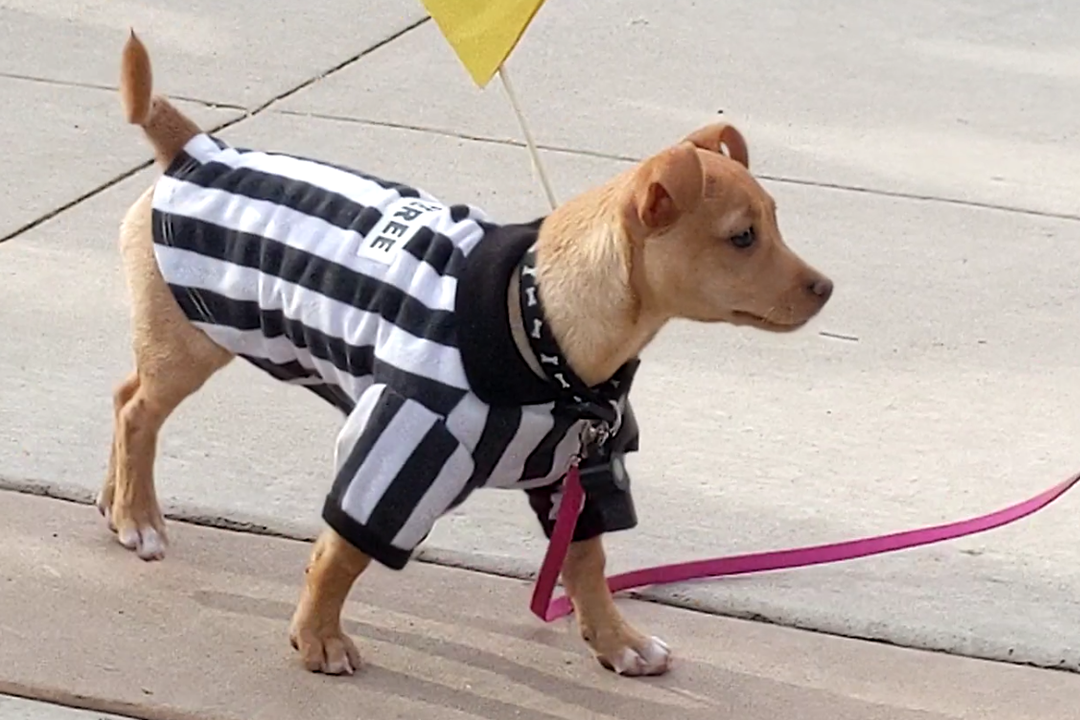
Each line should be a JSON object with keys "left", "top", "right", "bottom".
{"left": 730, "top": 310, "right": 808, "bottom": 333}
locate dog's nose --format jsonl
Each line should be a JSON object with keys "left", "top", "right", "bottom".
{"left": 807, "top": 277, "right": 833, "bottom": 302}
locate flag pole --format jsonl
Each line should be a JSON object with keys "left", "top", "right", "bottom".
{"left": 496, "top": 64, "right": 558, "bottom": 211}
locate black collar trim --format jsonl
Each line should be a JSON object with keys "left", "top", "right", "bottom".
{"left": 516, "top": 244, "right": 640, "bottom": 431}
{"left": 455, "top": 219, "right": 558, "bottom": 408}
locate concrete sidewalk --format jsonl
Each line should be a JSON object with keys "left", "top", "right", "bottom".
{"left": 2, "top": 0, "right": 1080, "bottom": 694}
{"left": 0, "top": 696, "right": 126, "bottom": 720}
{"left": 2, "top": 491, "right": 1078, "bottom": 720}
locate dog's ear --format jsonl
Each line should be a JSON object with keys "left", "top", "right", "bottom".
{"left": 683, "top": 122, "right": 749, "bottom": 169}
{"left": 630, "top": 142, "right": 705, "bottom": 230}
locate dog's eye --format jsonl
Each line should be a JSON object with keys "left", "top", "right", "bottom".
{"left": 729, "top": 228, "right": 755, "bottom": 249}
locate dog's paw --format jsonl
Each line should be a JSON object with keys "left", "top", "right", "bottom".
{"left": 119, "top": 523, "right": 167, "bottom": 561}
{"left": 106, "top": 501, "right": 168, "bottom": 561}
{"left": 597, "top": 635, "right": 671, "bottom": 677}
{"left": 582, "top": 619, "right": 672, "bottom": 677}
{"left": 289, "top": 624, "right": 362, "bottom": 676}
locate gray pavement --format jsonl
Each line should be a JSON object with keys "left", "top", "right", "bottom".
{"left": 2, "top": 0, "right": 1079, "bottom": 711}
{"left": 4, "top": 492, "right": 1080, "bottom": 720}
{"left": 0, "top": 696, "right": 126, "bottom": 720}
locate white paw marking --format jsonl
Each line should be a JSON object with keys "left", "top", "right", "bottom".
{"left": 610, "top": 636, "right": 672, "bottom": 676}
{"left": 611, "top": 647, "right": 640, "bottom": 675}
{"left": 118, "top": 526, "right": 166, "bottom": 561}
{"left": 137, "top": 527, "right": 166, "bottom": 561}
{"left": 325, "top": 654, "right": 355, "bottom": 676}
{"left": 639, "top": 636, "right": 671, "bottom": 674}
{"left": 118, "top": 527, "right": 140, "bottom": 549}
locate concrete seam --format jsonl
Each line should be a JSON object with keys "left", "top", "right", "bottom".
{"left": 2, "top": 478, "right": 1076, "bottom": 675}
{"left": 0, "top": 71, "right": 246, "bottom": 111}
{"left": 0, "top": 16, "right": 431, "bottom": 246}
{"left": 271, "top": 108, "right": 1080, "bottom": 223}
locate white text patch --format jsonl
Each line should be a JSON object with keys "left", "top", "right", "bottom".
{"left": 356, "top": 197, "right": 444, "bottom": 265}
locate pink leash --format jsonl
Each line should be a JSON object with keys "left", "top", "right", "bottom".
{"left": 530, "top": 467, "right": 1080, "bottom": 622}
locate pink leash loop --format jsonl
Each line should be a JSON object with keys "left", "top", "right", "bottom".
{"left": 529, "top": 465, "right": 586, "bottom": 621}
{"left": 530, "top": 469, "right": 1080, "bottom": 622}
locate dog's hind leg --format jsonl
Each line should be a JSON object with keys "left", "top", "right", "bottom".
{"left": 99, "top": 186, "right": 232, "bottom": 560}
{"left": 97, "top": 371, "right": 140, "bottom": 530}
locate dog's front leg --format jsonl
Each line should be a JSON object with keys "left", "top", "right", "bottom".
{"left": 562, "top": 535, "right": 671, "bottom": 676}
{"left": 289, "top": 527, "right": 370, "bottom": 675}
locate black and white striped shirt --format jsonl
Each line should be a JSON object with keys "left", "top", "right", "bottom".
{"left": 152, "top": 133, "right": 638, "bottom": 569}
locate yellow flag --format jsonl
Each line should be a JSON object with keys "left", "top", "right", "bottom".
{"left": 422, "top": 0, "right": 547, "bottom": 87}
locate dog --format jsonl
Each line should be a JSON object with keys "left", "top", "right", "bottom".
{"left": 100, "top": 31, "right": 833, "bottom": 678}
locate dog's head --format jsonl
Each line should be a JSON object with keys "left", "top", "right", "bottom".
{"left": 621, "top": 122, "right": 832, "bottom": 331}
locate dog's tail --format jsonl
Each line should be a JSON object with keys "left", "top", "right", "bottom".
{"left": 120, "top": 30, "right": 201, "bottom": 167}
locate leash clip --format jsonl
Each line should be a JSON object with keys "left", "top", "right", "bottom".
{"left": 577, "top": 419, "right": 612, "bottom": 461}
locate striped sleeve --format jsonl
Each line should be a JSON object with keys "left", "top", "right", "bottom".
{"left": 322, "top": 383, "right": 475, "bottom": 569}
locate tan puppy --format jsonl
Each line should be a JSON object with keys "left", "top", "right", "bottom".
{"left": 103, "top": 31, "right": 832, "bottom": 677}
